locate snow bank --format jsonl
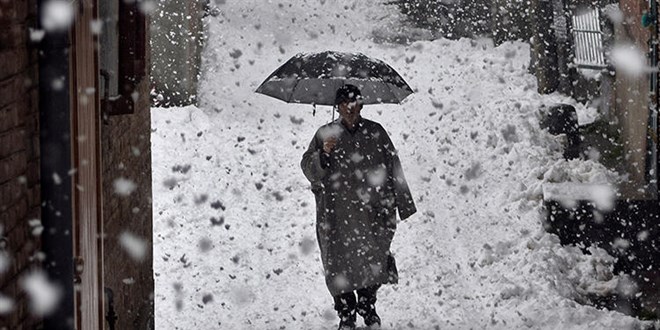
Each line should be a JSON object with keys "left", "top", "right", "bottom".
{"left": 152, "top": 0, "right": 652, "bottom": 329}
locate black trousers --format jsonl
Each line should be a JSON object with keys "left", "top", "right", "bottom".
{"left": 333, "top": 284, "right": 380, "bottom": 317}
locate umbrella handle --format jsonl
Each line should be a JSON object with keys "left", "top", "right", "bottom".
{"left": 332, "top": 105, "right": 335, "bottom": 122}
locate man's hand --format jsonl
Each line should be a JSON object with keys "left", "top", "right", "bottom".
{"left": 323, "top": 137, "right": 337, "bottom": 154}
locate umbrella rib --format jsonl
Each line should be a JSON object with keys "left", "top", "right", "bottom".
{"left": 389, "top": 76, "right": 413, "bottom": 104}
{"left": 383, "top": 81, "right": 401, "bottom": 104}
{"left": 286, "top": 78, "right": 303, "bottom": 103}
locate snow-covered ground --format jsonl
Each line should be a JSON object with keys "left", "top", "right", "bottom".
{"left": 152, "top": 1, "right": 653, "bottom": 329}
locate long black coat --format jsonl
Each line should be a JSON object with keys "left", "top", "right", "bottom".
{"left": 301, "top": 118, "right": 416, "bottom": 296}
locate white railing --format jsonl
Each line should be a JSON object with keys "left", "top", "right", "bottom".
{"left": 572, "top": 9, "right": 606, "bottom": 69}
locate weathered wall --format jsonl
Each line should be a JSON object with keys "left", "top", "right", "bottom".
{"left": 151, "top": 0, "right": 205, "bottom": 106}
{"left": 0, "top": 0, "right": 42, "bottom": 327}
{"left": 614, "top": 0, "right": 653, "bottom": 199}
{"left": 529, "top": 0, "right": 559, "bottom": 93}
{"left": 101, "top": 46, "right": 154, "bottom": 330}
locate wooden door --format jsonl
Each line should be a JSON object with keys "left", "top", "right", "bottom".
{"left": 70, "top": 0, "right": 104, "bottom": 328}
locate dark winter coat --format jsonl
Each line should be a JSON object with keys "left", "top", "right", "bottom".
{"left": 301, "top": 117, "right": 416, "bottom": 296}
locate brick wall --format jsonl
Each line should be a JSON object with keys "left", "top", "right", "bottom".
{"left": 101, "top": 68, "right": 154, "bottom": 327}
{"left": 0, "top": 0, "right": 42, "bottom": 328}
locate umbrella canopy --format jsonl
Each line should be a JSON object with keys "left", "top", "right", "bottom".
{"left": 255, "top": 51, "right": 413, "bottom": 106}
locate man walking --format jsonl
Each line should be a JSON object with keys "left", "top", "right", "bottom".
{"left": 301, "top": 84, "right": 416, "bottom": 330}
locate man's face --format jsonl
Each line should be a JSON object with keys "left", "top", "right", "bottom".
{"left": 337, "top": 100, "right": 362, "bottom": 125}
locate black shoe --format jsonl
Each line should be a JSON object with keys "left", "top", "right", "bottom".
{"left": 363, "top": 312, "right": 381, "bottom": 329}
{"left": 357, "top": 307, "right": 381, "bottom": 329}
{"left": 337, "top": 314, "right": 356, "bottom": 330}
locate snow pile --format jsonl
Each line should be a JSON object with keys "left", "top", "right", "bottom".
{"left": 475, "top": 234, "right": 639, "bottom": 329}
{"left": 541, "top": 159, "right": 621, "bottom": 185}
{"left": 484, "top": 234, "right": 620, "bottom": 302}
{"left": 152, "top": 0, "right": 651, "bottom": 329}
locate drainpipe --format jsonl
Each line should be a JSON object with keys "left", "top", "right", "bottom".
{"left": 646, "top": 0, "right": 659, "bottom": 193}
{"left": 656, "top": 0, "right": 660, "bottom": 194}
{"left": 38, "top": 0, "right": 75, "bottom": 328}
{"left": 652, "top": 0, "right": 659, "bottom": 193}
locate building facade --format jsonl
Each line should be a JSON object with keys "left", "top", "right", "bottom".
{"left": 532, "top": 0, "right": 660, "bottom": 317}
{"left": 0, "top": 0, "right": 154, "bottom": 328}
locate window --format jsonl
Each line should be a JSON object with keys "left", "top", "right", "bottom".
{"left": 572, "top": 9, "right": 606, "bottom": 69}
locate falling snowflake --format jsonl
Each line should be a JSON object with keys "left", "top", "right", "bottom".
{"left": 28, "top": 219, "right": 44, "bottom": 236}
{"left": 114, "top": 177, "right": 137, "bottom": 196}
{"left": 0, "top": 294, "right": 13, "bottom": 314}
{"left": 367, "top": 167, "right": 387, "bottom": 186}
{"left": 0, "top": 251, "right": 9, "bottom": 274}
{"left": 138, "top": 0, "right": 157, "bottom": 14}
{"left": 119, "top": 231, "right": 148, "bottom": 261}
{"left": 52, "top": 173, "right": 62, "bottom": 185}
{"left": 90, "top": 19, "right": 103, "bottom": 35}
{"left": 29, "top": 28, "right": 45, "bottom": 42}
{"left": 610, "top": 45, "right": 647, "bottom": 77}
{"left": 299, "top": 237, "right": 316, "bottom": 255}
{"left": 41, "top": 0, "right": 74, "bottom": 32}
{"left": 21, "top": 271, "right": 62, "bottom": 316}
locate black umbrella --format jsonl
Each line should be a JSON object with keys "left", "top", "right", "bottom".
{"left": 255, "top": 51, "right": 413, "bottom": 106}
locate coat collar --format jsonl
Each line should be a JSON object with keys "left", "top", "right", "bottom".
{"left": 339, "top": 116, "right": 364, "bottom": 134}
